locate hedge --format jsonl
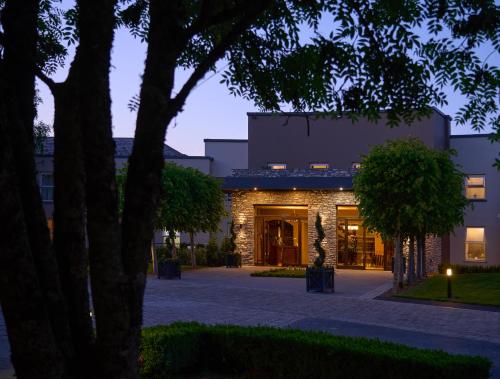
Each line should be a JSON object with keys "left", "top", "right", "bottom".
{"left": 140, "top": 322, "right": 491, "bottom": 379}
{"left": 438, "top": 263, "right": 500, "bottom": 274}
{"left": 250, "top": 268, "right": 306, "bottom": 278}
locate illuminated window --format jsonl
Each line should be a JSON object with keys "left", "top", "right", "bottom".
{"left": 465, "top": 175, "right": 485, "bottom": 200}
{"left": 465, "top": 227, "right": 486, "bottom": 261}
{"left": 268, "top": 163, "right": 287, "bottom": 170}
{"left": 352, "top": 162, "right": 361, "bottom": 169}
{"left": 40, "top": 173, "right": 54, "bottom": 202}
{"left": 310, "top": 163, "right": 329, "bottom": 169}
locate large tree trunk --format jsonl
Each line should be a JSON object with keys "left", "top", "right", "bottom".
{"left": 0, "top": 101, "right": 66, "bottom": 379}
{"left": 75, "top": 1, "right": 135, "bottom": 377}
{"left": 0, "top": 0, "right": 71, "bottom": 377}
{"left": 120, "top": 2, "right": 185, "bottom": 376}
{"left": 52, "top": 79, "right": 94, "bottom": 378}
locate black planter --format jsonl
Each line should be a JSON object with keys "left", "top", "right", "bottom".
{"left": 225, "top": 253, "right": 241, "bottom": 268}
{"left": 158, "top": 259, "right": 181, "bottom": 279}
{"left": 306, "top": 266, "right": 334, "bottom": 292}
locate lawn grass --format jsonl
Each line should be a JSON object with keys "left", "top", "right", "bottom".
{"left": 250, "top": 267, "right": 305, "bottom": 278}
{"left": 396, "top": 273, "right": 500, "bottom": 307}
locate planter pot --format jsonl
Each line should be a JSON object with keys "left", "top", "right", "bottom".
{"left": 306, "top": 266, "right": 334, "bottom": 292}
{"left": 158, "top": 259, "right": 181, "bottom": 279}
{"left": 225, "top": 253, "right": 241, "bottom": 268}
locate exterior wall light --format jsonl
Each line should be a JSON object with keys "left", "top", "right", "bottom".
{"left": 339, "top": 187, "right": 343, "bottom": 191}
{"left": 446, "top": 268, "right": 453, "bottom": 298}
{"left": 293, "top": 187, "right": 297, "bottom": 191}
{"left": 253, "top": 187, "right": 258, "bottom": 191}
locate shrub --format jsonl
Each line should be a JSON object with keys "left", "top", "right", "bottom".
{"left": 206, "top": 236, "right": 223, "bottom": 266}
{"left": 438, "top": 264, "right": 500, "bottom": 274}
{"left": 176, "top": 246, "right": 190, "bottom": 265}
{"left": 195, "top": 246, "right": 207, "bottom": 266}
{"left": 251, "top": 268, "right": 306, "bottom": 278}
{"left": 140, "top": 323, "right": 491, "bottom": 379}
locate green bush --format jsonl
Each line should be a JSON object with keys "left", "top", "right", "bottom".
{"left": 206, "top": 236, "right": 223, "bottom": 266}
{"left": 438, "top": 264, "right": 500, "bottom": 274}
{"left": 251, "top": 268, "right": 306, "bottom": 278}
{"left": 140, "top": 323, "right": 491, "bottom": 379}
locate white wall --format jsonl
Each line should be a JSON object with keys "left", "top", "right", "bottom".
{"left": 450, "top": 135, "right": 500, "bottom": 266}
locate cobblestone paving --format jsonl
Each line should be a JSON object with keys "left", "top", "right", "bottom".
{"left": 2, "top": 267, "right": 500, "bottom": 377}
{"left": 143, "top": 267, "right": 500, "bottom": 344}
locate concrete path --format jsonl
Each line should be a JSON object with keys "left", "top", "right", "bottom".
{"left": 2, "top": 267, "right": 499, "bottom": 378}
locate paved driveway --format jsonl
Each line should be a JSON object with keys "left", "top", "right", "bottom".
{"left": 2, "top": 267, "right": 500, "bottom": 378}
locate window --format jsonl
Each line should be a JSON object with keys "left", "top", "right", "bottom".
{"left": 310, "top": 163, "right": 329, "bottom": 169}
{"left": 40, "top": 173, "right": 54, "bottom": 202}
{"left": 352, "top": 162, "right": 361, "bottom": 169}
{"left": 268, "top": 163, "right": 287, "bottom": 170}
{"left": 465, "top": 227, "right": 486, "bottom": 261}
{"left": 465, "top": 175, "right": 485, "bottom": 200}
{"left": 226, "top": 193, "right": 232, "bottom": 202}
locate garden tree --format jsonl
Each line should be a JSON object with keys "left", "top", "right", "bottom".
{"left": 313, "top": 213, "right": 327, "bottom": 268}
{"left": 117, "top": 163, "right": 226, "bottom": 268}
{"left": 0, "top": 0, "right": 498, "bottom": 378}
{"left": 354, "top": 139, "right": 468, "bottom": 291}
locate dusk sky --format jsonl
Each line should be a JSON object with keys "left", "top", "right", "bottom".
{"left": 36, "top": 6, "right": 497, "bottom": 156}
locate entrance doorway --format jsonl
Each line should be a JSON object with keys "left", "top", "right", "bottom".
{"left": 336, "top": 206, "right": 392, "bottom": 270}
{"left": 254, "top": 206, "right": 308, "bottom": 266}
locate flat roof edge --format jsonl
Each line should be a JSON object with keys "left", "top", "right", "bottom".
{"left": 247, "top": 107, "right": 450, "bottom": 120}
{"left": 450, "top": 133, "right": 493, "bottom": 139}
{"left": 204, "top": 138, "right": 248, "bottom": 143}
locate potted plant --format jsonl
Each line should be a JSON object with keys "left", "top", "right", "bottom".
{"left": 306, "top": 213, "right": 334, "bottom": 292}
{"left": 224, "top": 221, "right": 241, "bottom": 268}
{"left": 157, "top": 232, "right": 181, "bottom": 279}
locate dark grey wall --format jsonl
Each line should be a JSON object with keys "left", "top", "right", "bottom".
{"left": 248, "top": 110, "right": 450, "bottom": 170}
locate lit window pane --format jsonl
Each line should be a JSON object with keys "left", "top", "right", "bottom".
{"left": 268, "top": 163, "right": 286, "bottom": 170}
{"left": 466, "top": 176, "right": 485, "bottom": 186}
{"left": 310, "top": 163, "right": 329, "bottom": 169}
{"left": 466, "top": 227, "right": 484, "bottom": 242}
{"left": 465, "top": 242, "right": 485, "bottom": 261}
{"left": 466, "top": 187, "right": 485, "bottom": 199}
{"left": 465, "top": 175, "right": 486, "bottom": 200}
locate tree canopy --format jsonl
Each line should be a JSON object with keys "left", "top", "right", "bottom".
{"left": 118, "top": 162, "right": 226, "bottom": 236}
{"left": 1, "top": 1, "right": 498, "bottom": 378}
{"left": 353, "top": 138, "right": 469, "bottom": 240}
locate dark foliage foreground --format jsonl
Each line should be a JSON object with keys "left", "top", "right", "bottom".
{"left": 140, "top": 322, "right": 491, "bottom": 379}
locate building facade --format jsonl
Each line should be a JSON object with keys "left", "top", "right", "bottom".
{"left": 222, "top": 109, "right": 499, "bottom": 271}
{"left": 36, "top": 110, "right": 499, "bottom": 269}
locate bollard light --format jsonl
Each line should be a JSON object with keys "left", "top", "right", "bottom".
{"left": 446, "top": 268, "right": 453, "bottom": 298}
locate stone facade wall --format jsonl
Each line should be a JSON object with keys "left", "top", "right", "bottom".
{"left": 402, "top": 236, "right": 441, "bottom": 275}
{"left": 231, "top": 190, "right": 356, "bottom": 265}
{"left": 425, "top": 235, "right": 441, "bottom": 274}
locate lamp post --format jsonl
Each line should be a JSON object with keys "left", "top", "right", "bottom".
{"left": 446, "top": 268, "right": 453, "bottom": 298}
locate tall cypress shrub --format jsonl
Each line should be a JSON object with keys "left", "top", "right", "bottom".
{"left": 313, "top": 213, "right": 326, "bottom": 268}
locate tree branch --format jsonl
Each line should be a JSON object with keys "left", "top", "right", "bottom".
{"left": 170, "top": 0, "right": 272, "bottom": 116}
{"left": 185, "top": 1, "right": 251, "bottom": 38}
{"left": 35, "top": 67, "right": 58, "bottom": 93}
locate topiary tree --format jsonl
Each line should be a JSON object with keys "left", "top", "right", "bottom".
{"left": 354, "top": 139, "right": 468, "bottom": 291}
{"left": 118, "top": 163, "right": 226, "bottom": 268}
{"left": 313, "top": 213, "right": 326, "bottom": 268}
